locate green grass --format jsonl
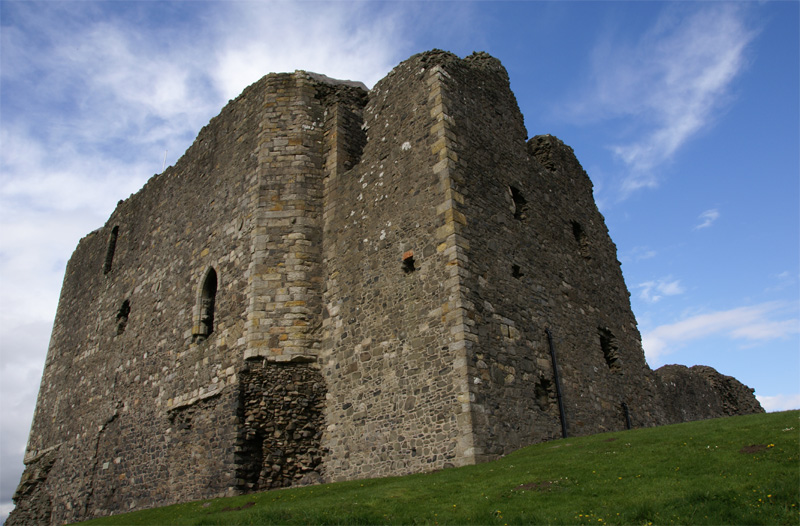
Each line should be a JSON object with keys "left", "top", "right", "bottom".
{"left": 79, "top": 411, "right": 799, "bottom": 525}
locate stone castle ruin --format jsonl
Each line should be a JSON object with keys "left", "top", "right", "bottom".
{"left": 8, "top": 51, "right": 763, "bottom": 525}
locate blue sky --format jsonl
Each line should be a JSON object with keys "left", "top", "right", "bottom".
{"left": 0, "top": 0, "right": 797, "bottom": 520}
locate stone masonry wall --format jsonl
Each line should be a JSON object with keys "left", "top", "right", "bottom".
{"left": 9, "top": 74, "right": 268, "bottom": 525}
{"left": 245, "top": 73, "right": 344, "bottom": 363}
{"left": 413, "top": 52, "right": 666, "bottom": 462}
{"left": 320, "top": 51, "right": 477, "bottom": 481}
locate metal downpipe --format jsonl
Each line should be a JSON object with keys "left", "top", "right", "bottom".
{"left": 545, "top": 328, "right": 568, "bottom": 439}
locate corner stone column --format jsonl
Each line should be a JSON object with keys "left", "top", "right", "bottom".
{"left": 245, "top": 73, "right": 325, "bottom": 363}
{"left": 427, "top": 65, "right": 481, "bottom": 465}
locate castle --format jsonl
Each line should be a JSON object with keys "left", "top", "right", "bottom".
{"left": 8, "top": 51, "right": 763, "bottom": 525}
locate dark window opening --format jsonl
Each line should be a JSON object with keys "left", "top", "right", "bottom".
{"left": 599, "top": 327, "right": 621, "bottom": 372}
{"left": 116, "top": 299, "right": 130, "bottom": 335}
{"left": 195, "top": 268, "right": 217, "bottom": 340}
{"left": 402, "top": 253, "right": 416, "bottom": 273}
{"left": 534, "top": 377, "right": 553, "bottom": 411}
{"left": 571, "top": 221, "right": 590, "bottom": 259}
{"left": 571, "top": 220, "right": 583, "bottom": 243}
{"left": 103, "top": 226, "right": 119, "bottom": 274}
{"left": 510, "top": 186, "right": 528, "bottom": 220}
{"left": 512, "top": 264, "right": 523, "bottom": 279}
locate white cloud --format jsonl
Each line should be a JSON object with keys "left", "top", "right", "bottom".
{"left": 0, "top": 503, "right": 14, "bottom": 526}
{"left": 757, "top": 394, "right": 800, "bottom": 413}
{"left": 642, "top": 302, "right": 800, "bottom": 365}
{"left": 571, "top": 4, "right": 757, "bottom": 197}
{"left": 209, "top": 2, "right": 410, "bottom": 99}
{"left": 621, "top": 246, "right": 657, "bottom": 263}
{"left": 694, "top": 208, "right": 720, "bottom": 230}
{"left": 638, "top": 278, "right": 685, "bottom": 303}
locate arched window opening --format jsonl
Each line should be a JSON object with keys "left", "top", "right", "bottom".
{"left": 103, "top": 226, "right": 119, "bottom": 274}
{"left": 509, "top": 186, "right": 527, "bottom": 221}
{"left": 194, "top": 268, "right": 218, "bottom": 340}
{"left": 116, "top": 299, "right": 130, "bottom": 335}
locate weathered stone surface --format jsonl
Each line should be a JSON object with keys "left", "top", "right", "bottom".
{"left": 654, "top": 364, "right": 764, "bottom": 422}
{"left": 7, "top": 50, "right": 762, "bottom": 525}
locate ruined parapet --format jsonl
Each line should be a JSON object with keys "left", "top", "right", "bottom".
{"left": 654, "top": 364, "right": 764, "bottom": 423}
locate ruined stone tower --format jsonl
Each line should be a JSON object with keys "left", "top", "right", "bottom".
{"left": 8, "top": 51, "right": 762, "bottom": 525}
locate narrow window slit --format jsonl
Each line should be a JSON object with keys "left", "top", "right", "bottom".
{"left": 534, "top": 377, "right": 553, "bottom": 411}
{"left": 571, "top": 220, "right": 590, "bottom": 259}
{"left": 599, "top": 327, "right": 621, "bottom": 372}
{"left": 512, "top": 264, "right": 523, "bottom": 279}
{"left": 116, "top": 299, "right": 130, "bottom": 334}
{"left": 509, "top": 186, "right": 527, "bottom": 220}
{"left": 103, "top": 226, "right": 119, "bottom": 274}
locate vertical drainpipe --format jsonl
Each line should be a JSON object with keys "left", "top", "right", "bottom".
{"left": 622, "top": 401, "right": 632, "bottom": 430}
{"left": 545, "top": 328, "right": 568, "bottom": 439}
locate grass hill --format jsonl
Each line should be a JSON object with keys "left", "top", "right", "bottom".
{"left": 80, "top": 410, "right": 799, "bottom": 525}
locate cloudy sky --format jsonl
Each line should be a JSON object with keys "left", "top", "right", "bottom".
{"left": 0, "top": 0, "right": 797, "bottom": 521}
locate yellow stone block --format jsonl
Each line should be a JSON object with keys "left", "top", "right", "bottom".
{"left": 444, "top": 208, "right": 467, "bottom": 225}
{"left": 431, "top": 137, "right": 447, "bottom": 155}
{"left": 435, "top": 222, "right": 456, "bottom": 240}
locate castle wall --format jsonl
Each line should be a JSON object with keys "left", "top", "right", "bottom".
{"left": 418, "top": 52, "right": 670, "bottom": 460}
{"left": 320, "top": 52, "right": 478, "bottom": 481}
{"left": 11, "top": 76, "right": 268, "bottom": 524}
{"left": 9, "top": 50, "right": 764, "bottom": 526}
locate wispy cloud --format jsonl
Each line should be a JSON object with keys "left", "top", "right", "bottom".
{"left": 638, "top": 277, "right": 685, "bottom": 303}
{"left": 642, "top": 302, "right": 800, "bottom": 365}
{"left": 621, "top": 246, "right": 657, "bottom": 263}
{"left": 694, "top": 209, "right": 720, "bottom": 230}
{"left": 570, "top": 4, "right": 758, "bottom": 198}
{"left": 209, "top": 2, "right": 412, "bottom": 100}
{"left": 766, "top": 271, "right": 798, "bottom": 293}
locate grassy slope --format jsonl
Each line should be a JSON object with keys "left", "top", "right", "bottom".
{"left": 80, "top": 411, "right": 799, "bottom": 525}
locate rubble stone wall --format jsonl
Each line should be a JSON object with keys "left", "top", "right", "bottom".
{"left": 239, "top": 361, "right": 327, "bottom": 491}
